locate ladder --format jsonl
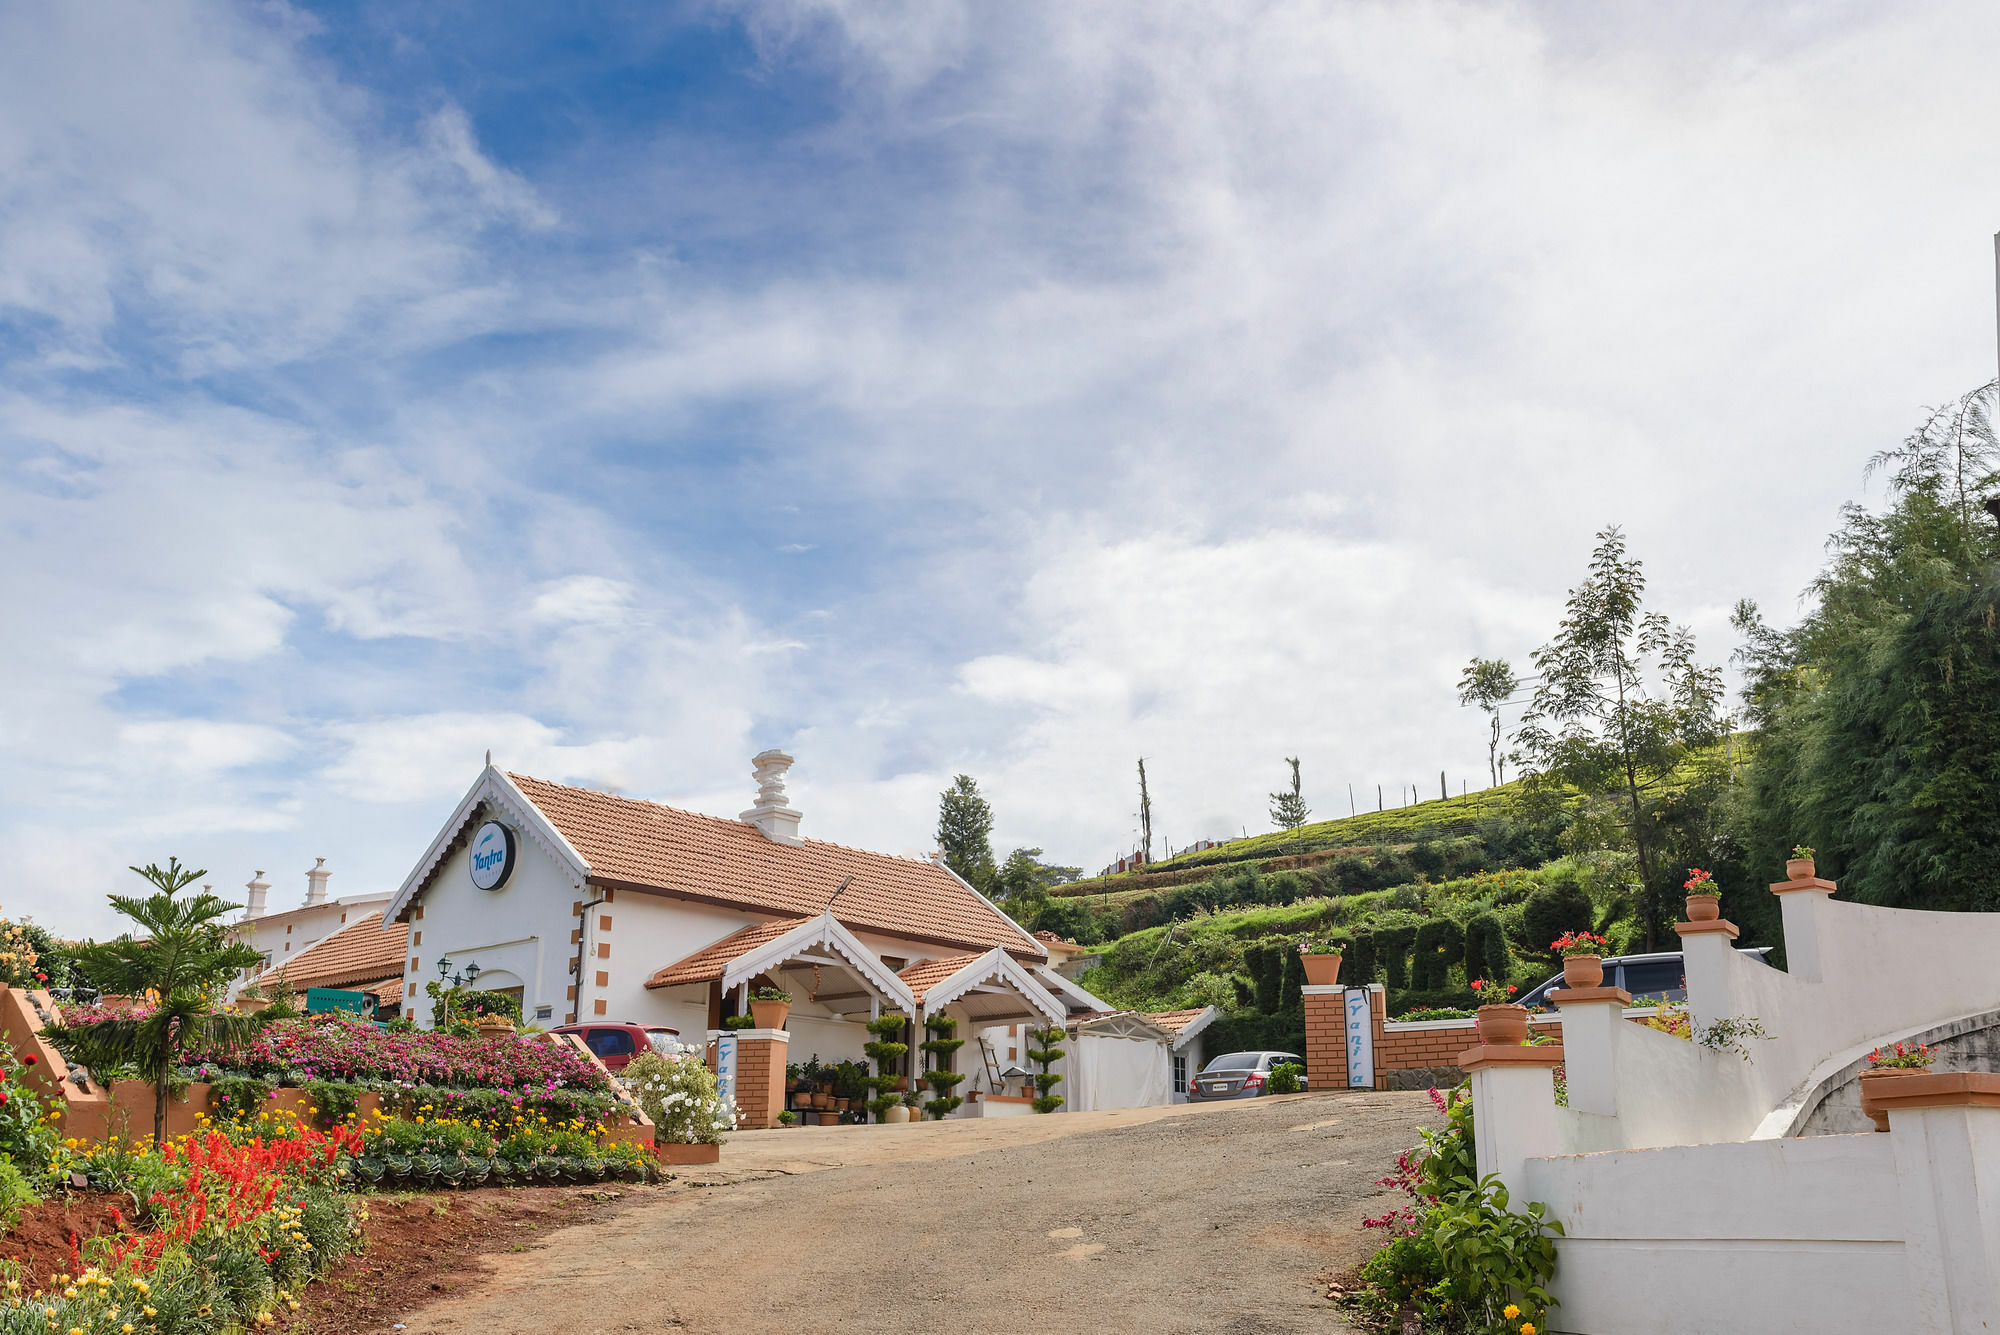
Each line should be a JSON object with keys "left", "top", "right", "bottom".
{"left": 978, "top": 1034, "right": 1003, "bottom": 1092}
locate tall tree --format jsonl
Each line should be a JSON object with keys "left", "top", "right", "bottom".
{"left": 1458, "top": 656, "right": 1520, "bottom": 787}
{"left": 1514, "top": 528, "right": 1727, "bottom": 949}
{"left": 1733, "top": 382, "right": 2000, "bottom": 914}
{"left": 993, "top": 847, "right": 1081, "bottom": 906}
{"left": 64, "top": 859, "right": 271, "bottom": 1146}
{"left": 1268, "top": 757, "right": 1310, "bottom": 831}
{"left": 936, "top": 774, "right": 998, "bottom": 891}
{"left": 1136, "top": 758, "right": 1154, "bottom": 864}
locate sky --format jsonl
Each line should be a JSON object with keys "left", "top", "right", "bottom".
{"left": 5, "top": 1, "right": 2000, "bottom": 936}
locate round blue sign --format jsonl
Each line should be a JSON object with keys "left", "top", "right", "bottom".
{"left": 468, "top": 820, "right": 516, "bottom": 891}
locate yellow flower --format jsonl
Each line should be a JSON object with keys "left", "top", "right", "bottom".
{"left": 143, "top": 1308, "right": 156, "bottom": 1318}
{"left": 123, "top": 1326, "right": 135, "bottom": 1333}
{"left": 1504, "top": 1306, "right": 1520, "bottom": 1320}
{"left": 1521, "top": 1326, "right": 1537, "bottom": 1335}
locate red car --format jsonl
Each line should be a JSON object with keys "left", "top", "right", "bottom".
{"left": 553, "top": 1021, "right": 681, "bottom": 1070}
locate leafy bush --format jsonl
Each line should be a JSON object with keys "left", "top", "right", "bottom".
{"left": 0, "top": 1159, "right": 35, "bottom": 1231}
{"left": 1522, "top": 874, "right": 1594, "bottom": 964}
{"left": 1343, "top": 929, "right": 1378, "bottom": 987}
{"left": 1375, "top": 923, "right": 1419, "bottom": 990}
{"left": 621, "top": 1049, "right": 733, "bottom": 1145}
{"left": 1267, "top": 1062, "right": 1303, "bottom": 1094}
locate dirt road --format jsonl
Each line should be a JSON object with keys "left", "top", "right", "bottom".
{"left": 402, "top": 1089, "right": 1436, "bottom": 1335}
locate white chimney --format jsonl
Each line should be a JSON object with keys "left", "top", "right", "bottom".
{"left": 244, "top": 869, "right": 270, "bottom": 919}
{"left": 739, "top": 749, "right": 803, "bottom": 845}
{"left": 305, "top": 857, "right": 331, "bottom": 906}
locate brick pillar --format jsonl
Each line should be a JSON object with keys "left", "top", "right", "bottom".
{"left": 1303, "top": 985, "right": 1349, "bottom": 1090}
{"left": 733, "top": 1032, "right": 788, "bottom": 1130}
{"left": 1367, "top": 987, "right": 1387, "bottom": 1088}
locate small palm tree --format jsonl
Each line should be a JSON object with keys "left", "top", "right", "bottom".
{"left": 67, "top": 858, "right": 273, "bottom": 1146}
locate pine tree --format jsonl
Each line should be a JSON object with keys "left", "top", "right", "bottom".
{"left": 66, "top": 859, "right": 272, "bottom": 1146}
{"left": 935, "top": 774, "right": 997, "bottom": 891}
{"left": 1268, "top": 757, "right": 1310, "bottom": 831}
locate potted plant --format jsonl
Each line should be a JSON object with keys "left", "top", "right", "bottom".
{"left": 920, "top": 1014, "right": 967, "bottom": 1119}
{"left": 749, "top": 985, "right": 792, "bottom": 1031}
{"left": 899, "top": 1089, "right": 922, "bottom": 1125}
{"left": 1858, "top": 1041, "right": 1934, "bottom": 1132}
{"left": 1474, "top": 986, "right": 1530, "bottom": 1045}
{"left": 1786, "top": 846, "right": 1817, "bottom": 883}
{"left": 1297, "top": 939, "right": 1343, "bottom": 987}
{"left": 1552, "top": 931, "right": 1611, "bottom": 989}
{"left": 1684, "top": 867, "right": 1721, "bottom": 921}
{"left": 1469, "top": 979, "right": 1516, "bottom": 1009}
{"left": 786, "top": 1062, "right": 801, "bottom": 1093}
{"left": 883, "top": 1098, "right": 911, "bottom": 1124}
{"left": 864, "top": 1012, "right": 910, "bottom": 1124}
{"left": 777, "top": 1109, "right": 796, "bottom": 1126}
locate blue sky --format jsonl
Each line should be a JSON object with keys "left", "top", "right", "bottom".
{"left": 6, "top": 1, "right": 2000, "bottom": 934}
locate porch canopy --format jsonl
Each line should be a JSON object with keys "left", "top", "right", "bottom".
{"left": 646, "top": 912, "right": 917, "bottom": 1018}
{"left": 898, "top": 948, "right": 1067, "bottom": 1028}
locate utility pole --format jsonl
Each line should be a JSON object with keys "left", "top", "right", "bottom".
{"left": 1377, "top": 784, "right": 1382, "bottom": 812}
{"left": 1993, "top": 231, "right": 1999, "bottom": 385}
{"left": 1136, "top": 758, "right": 1153, "bottom": 865}
{"left": 1348, "top": 783, "right": 1355, "bottom": 816}
{"left": 1439, "top": 770, "right": 1446, "bottom": 802}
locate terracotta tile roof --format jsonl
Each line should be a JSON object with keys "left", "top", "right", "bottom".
{"left": 258, "top": 913, "right": 408, "bottom": 992}
{"left": 645, "top": 917, "right": 806, "bottom": 989}
{"left": 896, "top": 953, "right": 983, "bottom": 1005}
{"left": 1146, "top": 1008, "right": 1209, "bottom": 1035}
{"left": 507, "top": 773, "right": 1042, "bottom": 959}
{"left": 1033, "top": 930, "right": 1080, "bottom": 947}
{"left": 373, "top": 977, "right": 405, "bottom": 1006}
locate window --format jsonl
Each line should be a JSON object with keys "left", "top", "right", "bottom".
{"left": 1619, "top": 961, "right": 1685, "bottom": 1003}
{"left": 585, "top": 1028, "right": 636, "bottom": 1058}
{"left": 880, "top": 956, "right": 906, "bottom": 971}
{"left": 1172, "top": 1053, "right": 1188, "bottom": 1089}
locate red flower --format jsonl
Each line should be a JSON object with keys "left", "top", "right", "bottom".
{"left": 21, "top": 1053, "right": 36, "bottom": 1065}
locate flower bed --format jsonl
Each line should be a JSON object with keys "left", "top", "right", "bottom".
{"left": 348, "top": 1107, "right": 657, "bottom": 1189}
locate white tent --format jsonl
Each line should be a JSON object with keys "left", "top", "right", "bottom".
{"left": 1063, "top": 1011, "right": 1176, "bottom": 1111}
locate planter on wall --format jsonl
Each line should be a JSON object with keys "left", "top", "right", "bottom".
{"left": 655, "top": 1142, "right": 722, "bottom": 1165}
{"left": 749, "top": 999, "right": 791, "bottom": 1031}
{"left": 1857, "top": 1068, "right": 1922, "bottom": 1132}
{"left": 1685, "top": 893, "right": 1721, "bottom": 922}
{"left": 1786, "top": 857, "right": 1816, "bottom": 882}
{"left": 1300, "top": 954, "right": 1343, "bottom": 987}
{"left": 1562, "top": 955, "right": 1604, "bottom": 989}
{"left": 1474, "top": 1004, "right": 1530, "bottom": 1046}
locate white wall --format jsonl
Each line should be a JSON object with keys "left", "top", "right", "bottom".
{"left": 1523, "top": 1136, "right": 1910, "bottom": 1334}
{"left": 403, "top": 829, "right": 576, "bottom": 1028}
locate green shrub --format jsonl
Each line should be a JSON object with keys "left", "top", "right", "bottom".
{"left": 1343, "top": 929, "right": 1378, "bottom": 986}
{"left": 1267, "top": 1062, "right": 1303, "bottom": 1094}
{"left": 622, "top": 1051, "right": 733, "bottom": 1144}
{"left": 1523, "top": 874, "right": 1595, "bottom": 963}
{"left": 1463, "top": 912, "right": 1510, "bottom": 986}
{"left": 1277, "top": 947, "right": 1305, "bottom": 1016}
{"left": 0, "top": 1159, "right": 35, "bottom": 1231}
{"left": 303, "top": 1078, "right": 359, "bottom": 1127}
{"left": 1410, "top": 918, "right": 1465, "bottom": 990}
{"left": 1375, "top": 924, "right": 1418, "bottom": 990}
{"left": 207, "top": 1073, "right": 275, "bottom": 1124}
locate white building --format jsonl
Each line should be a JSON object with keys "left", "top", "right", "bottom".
{"left": 227, "top": 860, "right": 390, "bottom": 999}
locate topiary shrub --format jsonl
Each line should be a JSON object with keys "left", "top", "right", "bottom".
{"left": 1523, "top": 873, "right": 1595, "bottom": 964}
{"left": 1376, "top": 924, "right": 1418, "bottom": 991}
{"left": 1410, "top": 918, "right": 1465, "bottom": 990}
{"left": 1025, "top": 1024, "right": 1067, "bottom": 1114}
{"left": 920, "top": 1014, "right": 966, "bottom": 1119}
{"left": 1462, "top": 912, "right": 1510, "bottom": 987}
{"left": 1277, "top": 945, "right": 1305, "bottom": 1017}
{"left": 862, "top": 1012, "right": 910, "bottom": 1122}
{"left": 1342, "top": 929, "right": 1379, "bottom": 987}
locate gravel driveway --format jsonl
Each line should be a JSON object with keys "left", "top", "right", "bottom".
{"left": 402, "top": 1089, "right": 1437, "bottom": 1335}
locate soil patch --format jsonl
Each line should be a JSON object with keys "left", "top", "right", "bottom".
{"left": 290, "top": 1186, "right": 661, "bottom": 1335}
{"left": 0, "top": 1194, "right": 129, "bottom": 1287}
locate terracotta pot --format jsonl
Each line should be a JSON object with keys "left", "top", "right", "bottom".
{"left": 234, "top": 997, "right": 272, "bottom": 1015}
{"left": 884, "top": 1104, "right": 911, "bottom": 1124}
{"left": 749, "top": 999, "right": 791, "bottom": 1031}
{"left": 474, "top": 1018, "right": 516, "bottom": 1039}
{"left": 833, "top": 1098, "right": 849, "bottom": 1112}
{"left": 1475, "top": 1004, "right": 1530, "bottom": 1047}
{"left": 1300, "top": 953, "right": 1342, "bottom": 987}
{"left": 1686, "top": 893, "right": 1721, "bottom": 923}
{"left": 785, "top": 1078, "right": 799, "bottom": 1092}
{"left": 1561, "top": 955, "right": 1604, "bottom": 990}
{"left": 654, "top": 1142, "right": 721, "bottom": 1165}
{"left": 1858, "top": 1067, "right": 1923, "bottom": 1132}
{"left": 1786, "top": 857, "right": 1815, "bottom": 883}
{"left": 894, "top": 1076, "right": 909, "bottom": 1092}
{"left": 813, "top": 1093, "right": 831, "bottom": 1110}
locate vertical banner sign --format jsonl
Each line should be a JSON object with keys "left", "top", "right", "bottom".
{"left": 714, "top": 1034, "right": 738, "bottom": 1115}
{"left": 1344, "top": 987, "right": 1375, "bottom": 1089}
